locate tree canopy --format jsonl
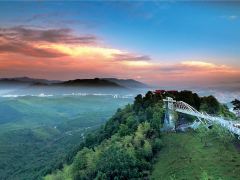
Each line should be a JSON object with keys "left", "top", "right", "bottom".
{"left": 232, "top": 99, "right": 240, "bottom": 111}
{"left": 45, "top": 90, "right": 237, "bottom": 180}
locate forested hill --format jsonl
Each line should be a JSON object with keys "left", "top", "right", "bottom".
{"left": 0, "top": 77, "right": 148, "bottom": 88}
{"left": 45, "top": 90, "right": 237, "bottom": 180}
{"left": 59, "top": 78, "right": 122, "bottom": 87}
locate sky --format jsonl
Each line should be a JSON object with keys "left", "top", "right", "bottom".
{"left": 0, "top": 1, "right": 240, "bottom": 87}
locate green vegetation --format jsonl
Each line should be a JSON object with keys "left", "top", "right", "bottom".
{"left": 151, "top": 131, "right": 240, "bottom": 180}
{"left": 232, "top": 99, "right": 240, "bottom": 111}
{"left": 232, "top": 99, "right": 240, "bottom": 119}
{"left": 0, "top": 95, "right": 132, "bottom": 180}
{"left": 45, "top": 92, "right": 165, "bottom": 179}
{"left": 200, "top": 95, "right": 236, "bottom": 119}
{"left": 1, "top": 90, "right": 239, "bottom": 179}
{"left": 46, "top": 90, "right": 239, "bottom": 180}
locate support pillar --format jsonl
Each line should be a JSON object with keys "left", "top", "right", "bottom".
{"left": 163, "top": 97, "right": 176, "bottom": 131}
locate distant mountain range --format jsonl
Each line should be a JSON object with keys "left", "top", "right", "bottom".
{"left": 0, "top": 77, "right": 60, "bottom": 85}
{"left": 0, "top": 77, "right": 148, "bottom": 89}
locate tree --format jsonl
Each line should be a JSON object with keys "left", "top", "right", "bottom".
{"left": 232, "top": 99, "right": 240, "bottom": 111}
{"left": 150, "top": 103, "right": 164, "bottom": 131}
{"left": 118, "top": 124, "right": 130, "bottom": 137}
{"left": 96, "top": 144, "right": 139, "bottom": 179}
{"left": 142, "top": 140, "right": 152, "bottom": 159}
{"left": 125, "top": 115, "right": 138, "bottom": 132}
{"left": 150, "top": 111, "right": 162, "bottom": 131}
{"left": 133, "top": 94, "right": 143, "bottom": 113}
{"left": 232, "top": 99, "right": 240, "bottom": 117}
{"left": 176, "top": 91, "right": 201, "bottom": 110}
{"left": 142, "top": 91, "right": 154, "bottom": 109}
{"left": 200, "top": 96, "right": 220, "bottom": 115}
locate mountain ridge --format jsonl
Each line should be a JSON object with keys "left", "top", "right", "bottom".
{"left": 0, "top": 77, "right": 148, "bottom": 89}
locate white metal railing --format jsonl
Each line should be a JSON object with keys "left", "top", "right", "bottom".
{"left": 173, "top": 100, "right": 240, "bottom": 136}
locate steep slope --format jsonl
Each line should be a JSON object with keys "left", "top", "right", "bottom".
{"left": 151, "top": 132, "right": 240, "bottom": 180}
{"left": 45, "top": 92, "right": 165, "bottom": 180}
{"left": 44, "top": 90, "right": 239, "bottom": 180}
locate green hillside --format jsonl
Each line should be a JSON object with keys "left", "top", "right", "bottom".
{"left": 151, "top": 132, "right": 240, "bottom": 180}
{"left": 45, "top": 91, "right": 240, "bottom": 180}
{"left": 0, "top": 95, "right": 132, "bottom": 180}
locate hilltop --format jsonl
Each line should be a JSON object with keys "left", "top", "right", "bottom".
{"left": 45, "top": 90, "right": 240, "bottom": 180}
{"left": 59, "top": 78, "right": 122, "bottom": 88}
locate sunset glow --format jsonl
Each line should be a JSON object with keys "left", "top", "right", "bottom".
{"left": 0, "top": 1, "right": 240, "bottom": 87}
{"left": 37, "top": 44, "right": 122, "bottom": 58}
{"left": 181, "top": 61, "right": 216, "bottom": 68}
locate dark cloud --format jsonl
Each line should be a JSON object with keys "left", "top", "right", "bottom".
{"left": 0, "top": 26, "right": 98, "bottom": 58}
{"left": 112, "top": 53, "right": 151, "bottom": 61}
{"left": 0, "top": 26, "right": 97, "bottom": 44}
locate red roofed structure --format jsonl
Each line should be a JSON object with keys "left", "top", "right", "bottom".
{"left": 154, "top": 90, "right": 166, "bottom": 94}
{"left": 154, "top": 90, "right": 178, "bottom": 94}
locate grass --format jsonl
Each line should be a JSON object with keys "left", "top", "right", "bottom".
{"left": 151, "top": 131, "right": 240, "bottom": 180}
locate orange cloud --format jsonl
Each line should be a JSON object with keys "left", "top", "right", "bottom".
{"left": 1, "top": 49, "right": 239, "bottom": 87}
{"left": 140, "top": 61, "right": 240, "bottom": 86}
{"left": 122, "top": 60, "right": 152, "bottom": 67}
{"left": 0, "top": 27, "right": 239, "bottom": 87}
{"left": 181, "top": 61, "right": 216, "bottom": 68}
{"left": 37, "top": 44, "right": 122, "bottom": 59}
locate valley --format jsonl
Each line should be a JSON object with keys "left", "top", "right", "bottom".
{"left": 0, "top": 95, "right": 133, "bottom": 179}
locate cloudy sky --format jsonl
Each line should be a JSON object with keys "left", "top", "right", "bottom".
{"left": 0, "top": 1, "right": 240, "bottom": 86}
